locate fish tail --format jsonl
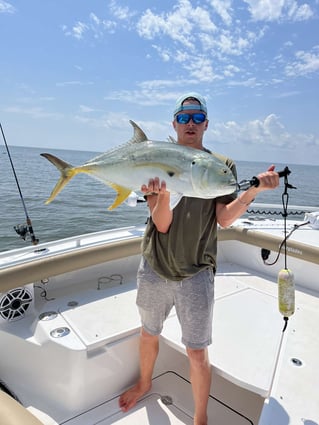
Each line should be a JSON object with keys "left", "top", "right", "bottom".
{"left": 40, "top": 153, "right": 78, "bottom": 204}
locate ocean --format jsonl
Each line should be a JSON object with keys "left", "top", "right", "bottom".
{"left": 1, "top": 145, "right": 318, "bottom": 253}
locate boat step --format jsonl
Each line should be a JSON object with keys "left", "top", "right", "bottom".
{"left": 61, "top": 371, "right": 252, "bottom": 425}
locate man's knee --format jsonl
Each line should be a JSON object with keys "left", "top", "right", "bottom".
{"left": 186, "top": 347, "right": 209, "bottom": 367}
{"left": 141, "top": 327, "right": 160, "bottom": 340}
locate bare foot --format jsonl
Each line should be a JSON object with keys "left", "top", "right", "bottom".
{"left": 119, "top": 381, "right": 151, "bottom": 412}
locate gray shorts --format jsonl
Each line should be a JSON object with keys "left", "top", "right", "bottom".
{"left": 136, "top": 257, "right": 215, "bottom": 350}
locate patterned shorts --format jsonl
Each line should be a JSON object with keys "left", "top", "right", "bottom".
{"left": 136, "top": 257, "right": 215, "bottom": 349}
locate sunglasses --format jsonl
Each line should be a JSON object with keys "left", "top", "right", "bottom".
{"left": 176, "top": 113, "right": 206, "bottom": 124}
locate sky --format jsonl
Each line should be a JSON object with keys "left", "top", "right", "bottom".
{"left": 1, "top": 0, "right": 319, "bottom": 166}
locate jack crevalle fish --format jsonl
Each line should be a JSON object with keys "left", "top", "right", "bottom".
{"left": 41, "top": 120, "right": 237, "bottom": 210}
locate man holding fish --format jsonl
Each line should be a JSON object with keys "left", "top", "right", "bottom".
{"left": 119, "top": 93, "right": 279, "bottom": 425}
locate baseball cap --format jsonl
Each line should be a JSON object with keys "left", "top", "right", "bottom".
{"left": 174, "top": 92, "right": 208, "bottom": 116}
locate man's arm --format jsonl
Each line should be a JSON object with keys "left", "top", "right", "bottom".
{"left": 216, "top": 165, "right": 279, "bottom": 228}
{"left": 141, "top": 177, "right": 173, "bottom": 233}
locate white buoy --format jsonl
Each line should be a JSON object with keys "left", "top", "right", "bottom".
{"left": 278, "top": 268, "right": 295, "bottom": 317}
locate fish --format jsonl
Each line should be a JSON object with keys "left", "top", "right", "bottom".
{"left": 41, "top": 120, "right": 237, "bottom": 210}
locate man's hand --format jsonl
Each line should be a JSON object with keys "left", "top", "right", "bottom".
{"left": 141, "top": 177, "right": 168, "bottom": 195}
{"left": 255, "top": 165, "right": 280, "bottom": 191}
{"left": 141, "top": 177, "right": 172, "bottom": 233}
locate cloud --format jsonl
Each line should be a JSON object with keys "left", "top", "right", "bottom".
{"left": 228, "top": 77, "right": 261, "bottom": 87}
{"left": 0, "top": 0, "right": 15, "bottom": 13}
{"left": 134, "top": 1, "right": 267, "bottom": 82}
{"left": 285, "top": 46, "right": 319, "bottom": 76}
{"left": 243, "top": 0, "right": 314, "bottom": 22}
{"left": 208, "top": 0, "right": 233, "bottom": 25}
{"left": 56, "top": 81, "right": 94, "bottom": 87}
{"left": 209, "top": 113, "right": 319, "bottom": 149}
{"left": 4, "top": 106, "right": 62, "bottom": 120}
{"left": 109, "top": 0, "right": 135, "bottom": 20}
{"left": 62, "top": 21, "right": 89, "bottom": 40}
{"left": 79, "top": 105, "right": 96, "bottom": 113}
{"left": 62, "top": 13, "right": 117, "bottom": 39}
{"left": 136, "top": 0, "right": 217, "bottom": 49}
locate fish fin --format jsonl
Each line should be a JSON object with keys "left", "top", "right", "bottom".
{"left": 40, "top": 153, "right": 78, "bottom": 204}
{"left": 108, "top": 184, "right": 132, "bottom": 210}
{"left": 169, "top": 192, "right": 183, "bottom": 210}
{"left": 129, "top": 120, "right": 148, "bottom": 143}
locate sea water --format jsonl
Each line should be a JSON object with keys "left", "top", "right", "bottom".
{"left": 0, "top": 146, "right": 318, "bottom": 252}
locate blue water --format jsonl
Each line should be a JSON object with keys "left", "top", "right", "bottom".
{"left": 0, "top": 146, "right": 318, "bottom": 252}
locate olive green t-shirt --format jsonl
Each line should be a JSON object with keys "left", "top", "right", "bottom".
{"left": 142, "top": 154, "right": 237, "bottom": 281}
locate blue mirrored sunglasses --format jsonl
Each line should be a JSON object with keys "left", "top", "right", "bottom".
{"left": 176, "top": 113, "right": 206, "bottom": 124}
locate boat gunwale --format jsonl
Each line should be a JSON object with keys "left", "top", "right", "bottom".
{"left": 0, "top": 224, "right": 318, "bottom": 293}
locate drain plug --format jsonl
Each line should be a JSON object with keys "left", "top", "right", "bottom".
{"left": 161, "top": 395, "right": 173, "bottom": 405}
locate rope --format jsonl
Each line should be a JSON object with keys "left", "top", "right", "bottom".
{"left": 247, "top": 209, "right": 305, "bottom": 216}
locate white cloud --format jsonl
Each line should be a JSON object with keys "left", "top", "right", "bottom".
{"left": 183, "top": 55, "right": 218, "bottom": 82}
{"left": 151, "top": 45, "right": 171, "bottom": 62}
{"left": 243, "top": 0, "right": 285, "bottom": 21}
{"left": 223, "top": 64, "right": 241, "bottom": 77}
{"left": 134, "top": 1, "right": 267, "bottom": 82}
{"left": 208, "top": 0, "right": 233, "bottom": 25}
{"left": 291, "top": 3, "right": 314, "bottom": 20}
{"left": 228, "top": 77, "right": 261, "bottom": 87}
{"left": 0, "top": 0, "right": 15, "bottom": 13}
{"left": 136, "top": 0, "right": 217, "bottom": 49}
{"left": 63, "top": 13, "right": 117, "bottom": 39}
{"left": 56, "top": 81, "right": 94, "bottom": 87}
{"left": 4, "top": 106, "right": 62, "bottom": 120}
{"left": 285, "top": 46, "right": 319, "bottom": 76}
{"left": 243, "top": 0, "right": 314, "bottom": 22}
{"left": 209, "top": 113, "right": 319, "bottom": 149}
{"left": 65, "top": 21, "right": 89, "bottom": 39}
{"left": 109, "top": 0, "right": 135, "bottom": 20}
{"left": 79, "top": 105, "right": 96, "bottom": 113}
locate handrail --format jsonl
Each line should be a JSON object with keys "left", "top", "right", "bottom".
{"left": 1, "top": 224, "right": 318, "bottom": 293}
{"left": 0, "top": 237, "right": 142, "bottom": 292}
{"left": 218, "top": 226, "right": 319, "bottom": 265}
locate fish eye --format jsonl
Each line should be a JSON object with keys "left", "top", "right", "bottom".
{"left": 192, "top": 160, "right": 196, "bottom": 165}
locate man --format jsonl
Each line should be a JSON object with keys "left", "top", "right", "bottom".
{"left": 119, "top": 92, "right": 279, "bottom": 425}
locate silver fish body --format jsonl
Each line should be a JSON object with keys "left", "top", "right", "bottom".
{"left": 41, "top": 121, "right": 237, "bottom": 210}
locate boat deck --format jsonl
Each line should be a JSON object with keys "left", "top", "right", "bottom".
{"left": 29, "top": 261, "right": 319, "bottom": 424}
{"left": 1, "top": 219, "right": 318, "bottom": 425}
{"left": 62, "top": 372, "right": 253, "bottom": 425}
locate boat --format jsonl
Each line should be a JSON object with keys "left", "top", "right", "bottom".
{"left": 0, "top": 202, "right": 318, "bottom": 425}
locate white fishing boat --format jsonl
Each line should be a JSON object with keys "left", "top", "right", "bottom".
{"left": 0, "top": 201, "right": 318, "bottom": 425}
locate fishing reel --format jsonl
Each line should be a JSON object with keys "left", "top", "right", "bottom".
{"left": 14, "top": 224, "right": 29, "bottom": 240}
{"left": 14, "top": 223, "right": 39, "bottom": 244}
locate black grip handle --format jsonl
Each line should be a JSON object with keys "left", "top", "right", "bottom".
{"left": 237, "top": 166, "right": 291, "bottom": 191}
{"left": 252, "top": 166, "right": 291, "bottom": 187}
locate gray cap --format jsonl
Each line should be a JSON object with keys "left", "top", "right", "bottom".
{"left": 174, "top": 92, "right": 207, "bottom": 116}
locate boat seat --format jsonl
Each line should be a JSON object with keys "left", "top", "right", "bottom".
{"left": 161, "top": 268, "right": 284, "bottom": 397}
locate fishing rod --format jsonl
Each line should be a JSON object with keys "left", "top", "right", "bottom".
{"left": 236, "top": 166, "right": 292, "bottom": 191}
{"left": 0, "top": 123, "right": 39, "bottom": 245}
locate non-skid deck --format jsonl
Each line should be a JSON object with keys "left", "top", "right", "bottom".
{"left": 62, "top": 372, "right": 253, "bottom": 425}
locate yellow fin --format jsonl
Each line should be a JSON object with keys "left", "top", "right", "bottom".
{"left": 108, "top": 184, "right": 132, "bottom": 210}
{"left": 41, "top": 153, "right": 80, "bottom": 204}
